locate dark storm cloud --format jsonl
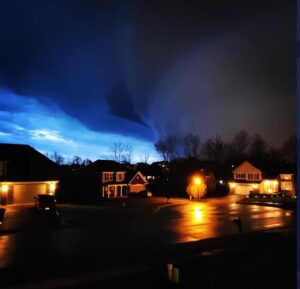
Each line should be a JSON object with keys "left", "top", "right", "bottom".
{"left": 0, "top": 0, "right": 296, "bottom": 146}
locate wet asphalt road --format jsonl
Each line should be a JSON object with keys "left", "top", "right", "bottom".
{"left": 0, "top": 197, "right": 296, "bottom": 286}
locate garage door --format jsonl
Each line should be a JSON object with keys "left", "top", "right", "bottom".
{"left": 235, "top": 185, "right": 252, "bottom": 195}
{"left": 11, "top": 184, "right": 47, "bottom": 204}
{"left": 130, "top": 184, "right": 145, "bottom": 193}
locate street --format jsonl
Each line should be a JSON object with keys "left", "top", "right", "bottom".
{"left": 0, "top": 196, "right": 296, "bottom": 288}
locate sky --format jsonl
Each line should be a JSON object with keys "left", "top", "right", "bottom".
{"left": 0, "top": 0, "right": 296, "bottom": 162}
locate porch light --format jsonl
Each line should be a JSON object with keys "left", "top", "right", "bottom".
{"left": 49, "top": 183, "right": 56, "bottom": 193}
{"left": 1, "top": 184, "right": 8, "bottom": 193}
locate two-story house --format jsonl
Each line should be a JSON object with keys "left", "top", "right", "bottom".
{"left": 0, "top": 144, "right": 59, "bottom": 205}
{"left": 89, "top": 160, "right": 128, "bottom": 198}
{"left": 89, "top": 160, "right": 148, "bottom": 198}
{"left": 228, "top": 161, "right": 296, "bottom": 196}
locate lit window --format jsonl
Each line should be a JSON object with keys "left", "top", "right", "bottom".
{"left": 281, "top": 181, "right": 292, "bottom": 191}
{"left": 236, "top": 173, "right": 246, "bottom": 180}
{"left": 264, "top": 181, "right": 277, "bottom": 193}
{"left": 103, "top": 172, "right": 114, "bottom": 182}
{"left": 116, "top": 172, "right": 125, "bottom": 182}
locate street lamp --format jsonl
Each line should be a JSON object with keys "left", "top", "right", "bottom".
{"left": 194, "top": 177, "right": 201, "bottom": 185}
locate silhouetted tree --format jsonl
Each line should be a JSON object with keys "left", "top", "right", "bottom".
{"left": 50, "top": 151, "right": 65, "bottom": 165}
{"left": 139, "top": 152, "right": 150, "bottom": 164}
{"left": 111, "top": 142, "right": 133, "bottom": 163}
{"left": 82, "top": 159, "right": 92, "bottom": 166}
{"left": 229, "top": 130, "right": 250, "bottom": 161}
{"left": 202, "top": 135, "right": 225, "bottom": 163}
{"left": 280, "top": 134, "right": 297, "bottom": 163}
{"left": 249, "top": 134, "right": 269, "bottom": 162}
{"left": 183, "top": 133, "right": 201, "bottom": 158}
{"left": 70, "top": 155, "right": 83, "bottom": 166}
{"left": 154, "top": 135, "right": 178, "bottom": 161}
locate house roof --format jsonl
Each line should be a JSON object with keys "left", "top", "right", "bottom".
{"left": 0, "top": 143, "right": 57, "bottom": 181}
{"left": 232, "top": 161, "right": 262, "bottom": 174}
{"left": 88, "top": 160, "right": 127, "bottom": 172}
{"left": 232, "top": 160, "right": 296, "bottom": 179}
{"left": 134, "top": 163, "right": 162, "bottom": 176}
{"left": 129, "top": 171, "right": 148, "bottom": 185}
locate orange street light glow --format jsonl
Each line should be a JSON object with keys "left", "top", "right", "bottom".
{"left": 194, "top": 177, "right": 201, "bottom": 185}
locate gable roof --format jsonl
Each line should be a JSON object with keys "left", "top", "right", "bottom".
{"left": 0, "top": 143, "right": 57, "bottom": 181}
{"left": 129, "top": 171, "right": 148, "bottom": 185}
{"left": 232, "top": 161, "right": 262, "bottom": 174}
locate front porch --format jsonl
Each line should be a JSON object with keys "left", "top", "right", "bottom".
{"left": 102, "top": 184, "right": 128, "bottom": 198}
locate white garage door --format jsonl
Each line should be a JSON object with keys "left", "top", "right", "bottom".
{"left": 11, "top": 184, "right": 47, "bottom": 204}
{"left": 130, "top": 184, "right": 145, "bottom": 193}
{"left": 235, "top": 185, "right": 252, "bottom": 195}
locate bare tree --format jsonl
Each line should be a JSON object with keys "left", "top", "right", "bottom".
{"left": 122, "top": 144, "right": 133, "bottom": 163}
{"left": 139, "top": 152, "right": 150, "bottom": 164}
{"left": 154, "top": 135, "right": 178, "bottom": 161}
{"left": 184, "top": 133, "right": 201, "bottom": 158}
{"left": 50, "top": 151, "right": 65, "bottom": 165}
{"left": 202, "top": 134, "right": 225, "bottom": 163}
{"left": 70, "top": 156, "right": 83, "bottom": 166}
{"left": 82, "top": 159, "right": 92, "bottom": 166}
{"left": 111, "top": 142, "right": 133, "bottom": 163}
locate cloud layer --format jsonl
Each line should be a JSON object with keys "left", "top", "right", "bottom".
{"left": 0, "top": 89, "right": 159, "bottom": 162}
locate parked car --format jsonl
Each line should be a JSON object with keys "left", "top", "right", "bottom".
{"left": 34, "top": 194, "right": 57, "bottom": 212}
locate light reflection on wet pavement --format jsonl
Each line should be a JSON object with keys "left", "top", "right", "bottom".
{"left": 0, "top": 197, "right": 295, "bottom": 284}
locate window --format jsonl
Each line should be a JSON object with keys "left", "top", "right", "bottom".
{"left": 281, "top": 181, "right": 292, "bottom": 191}
{"left": 103, "top": 172, "right": 113, "bottom": 182}
{"left": 116, "top": 172, "right": 125, "bottom": 182}
{"left": 247, "top": 173, "right": 260, "bottom": 181}
{"left": 235, "top": 173, "right": 246, "bottom": 180}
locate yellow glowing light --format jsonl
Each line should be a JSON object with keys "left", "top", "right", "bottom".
{"left": 229, "top": 183, "right": 236, "bottom": 188}
{"left": 194, "top": 177, "right": 201, "bottom": 185}
{"left": 49, "top": 183, "right": 56, "bottom": 192}
{"left": 273, "top": 180, "right": 278, "bottom": 185}
{"left": 253, "top": 184, "right": 258, "bottom": 189}
{"left": 1, "top": 184, "right": 8, "bottom": 193}
{"left": 194, "top": 207, "right": 203, "bottom": 221}
{"left": 285, "top": 212, "right": 291, "bottom": 217}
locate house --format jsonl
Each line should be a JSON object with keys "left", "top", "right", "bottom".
{"left": 88, "top": 160, "right": 148, "bottom": 198}
{"left": 0, "top": 144, "right": 59, "bottom": 205}
{"left": 128, "top": 171, "right": 148, "bottom": 193}
{"left": 228, "top": 161, "right": 296, "bottom": 196}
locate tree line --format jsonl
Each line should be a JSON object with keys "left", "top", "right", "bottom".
{"left": 154, "top": 130, "right": 296, "bottom": 164}
{"left": 47, "top": 131, "right": 296, "bottom": 166}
